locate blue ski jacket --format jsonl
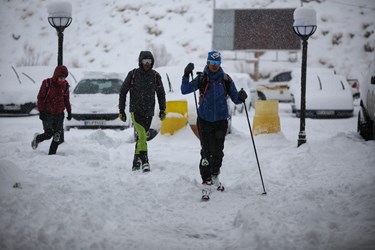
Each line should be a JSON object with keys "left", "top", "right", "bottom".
{"left": 181, "top": 66, "right": 242, "bottom": 122}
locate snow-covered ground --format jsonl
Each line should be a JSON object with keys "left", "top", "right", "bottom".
{"left": 1, "top": 102, "right": 374, "bottom": 250}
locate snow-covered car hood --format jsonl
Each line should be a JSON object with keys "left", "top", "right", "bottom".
{"left": 0, "top": 66, "right": 85, "bottom": 105}
{"left": 292, "top": 73, "right": 353, "bottom": 110}
{"left": 71, "top": 93, "right": 120, "bottom": 114}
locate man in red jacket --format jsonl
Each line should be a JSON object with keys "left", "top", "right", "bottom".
{"left": 31, "top": 65, "right": 72, "bottom": 155}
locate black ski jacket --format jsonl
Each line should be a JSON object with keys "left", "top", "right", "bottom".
{"left": 119, "top": 51, "right": 166, "bottom": 117}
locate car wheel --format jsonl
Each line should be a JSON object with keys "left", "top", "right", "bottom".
{"left": 358, "top": 110, "right": 374, "bottom": 140}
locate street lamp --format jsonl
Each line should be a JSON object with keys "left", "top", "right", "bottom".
{"left": 48, "top": 2, "right": 72, "bottom": 66}
{"left": 293, "top": 7, "right": 317, "bottom": 147}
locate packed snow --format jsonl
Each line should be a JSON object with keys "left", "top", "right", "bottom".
{"left": 1, "top": 0, "right": 375, "bottom": 249}
{"left": 1, "top": 102, "right": 375, "bottom": 249}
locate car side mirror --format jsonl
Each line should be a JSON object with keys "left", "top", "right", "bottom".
{"left": 371, "top": 76, "right": 375, "bottom": 85}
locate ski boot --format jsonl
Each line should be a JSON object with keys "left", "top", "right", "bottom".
{"left": 201, "top": 180, "right": 212, "bottom": 201}
{"left": 140, "top": 151, "right": 150, "bottom": 172}
{"left": 132, "top": 154, "right": 142, "bottom": 171}
{"left": 48, "top": 132, "right": 61, "bottom": 155}
{"left": 31, "top": 133, "right": 40, "bottom": 150}
{"left": 212, "top": 175, "right": 224, "bottom": 192}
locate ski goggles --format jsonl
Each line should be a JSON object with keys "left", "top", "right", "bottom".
{"left": 142, "top": 59, "right": 152, "bottom": 64}
{"left": 207, "top": 60, "right": 221, "bottom": 65}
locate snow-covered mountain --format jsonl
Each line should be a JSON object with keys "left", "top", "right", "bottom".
{"left": 0, "top": 0, "right": 374, "bottom": 81}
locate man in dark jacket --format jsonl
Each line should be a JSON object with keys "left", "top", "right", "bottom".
{"left": 119, "top": 51, "right": 166, "bottom": 172}
{"left": 31, "top": 65, "right": 72, "bottom": 155}
{"left": 181, "top": 50, "right": 247, "bottom": 197}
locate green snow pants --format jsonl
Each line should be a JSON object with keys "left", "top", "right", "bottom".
{"left": 131, "top": 112, "right": 153, "bottom": 154}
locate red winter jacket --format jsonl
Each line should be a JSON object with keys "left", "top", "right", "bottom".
{"left": 37, "top": 66, "right": 72, "bottom": 115}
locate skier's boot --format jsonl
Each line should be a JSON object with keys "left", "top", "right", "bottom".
{"left": 132, "top": 154, "right": 142, "bottom": 171}
{"left": 48, "top": 132, "right": 60, "bottom": 155}
{"left": 140, "top": 151, "right": 150, "bottom": 172}
{"left": 212, "top": 175, "right": 224, "bottom": 192}
{"left": 59, "top": 130, "right": 65, "bottom": 145}
{"left": 31, "top": 133, "right": 40, "bottom": 150}
{"left": 201, "top": 180, "right": 212, "bottom": 201}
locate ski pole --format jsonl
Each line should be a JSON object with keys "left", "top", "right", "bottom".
{"left": 191, "top": 72, "right": 209, "bottom": 167}
{"left": 243, "top": 101, "right": 267, "bottom": 195}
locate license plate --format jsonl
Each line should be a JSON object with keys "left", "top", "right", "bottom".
{"left": 4, "top": 104, "right": 21, "bottom": 110}
{"left": 316, "top": 110, "right": 335, "bottom": 115}
{"left": 84, "top": 120, "right": 106, "bottom": 126}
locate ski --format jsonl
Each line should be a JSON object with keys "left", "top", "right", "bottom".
{"left": 212, "top": 176, "right": 225, "bottom": 192}
{"left": 201, "top": 182, "right": 212, "bottom": 201}
{"left": 217, "top": 184, "right": 225, "bottom": 192}
{"left": 201, "top": 189, "right": 211, "bottom": 201}
{"left": 201, "top": 194, "right": 210, "bottom": 201}
{"left": 200, "top": 180, "right": 225, "bottom": 201}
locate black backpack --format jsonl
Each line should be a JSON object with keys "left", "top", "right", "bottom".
{"left": 129, "top": 68, "right": 161, "bottom": 91}
{"left": 197, "top": 71, "right": 231, "bottom": 101}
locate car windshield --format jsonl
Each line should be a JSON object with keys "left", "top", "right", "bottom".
{"left": 73, "top": 79, "right": 122, "bottom": 94}
{"left": 270, "top": 71, "right": 292, "bottom": 82}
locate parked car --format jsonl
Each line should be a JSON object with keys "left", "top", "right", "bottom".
{"left": 0, "top": 66, "right": 79, "bottom": 116}
{"left": 290, "top": 73, "right": 353, "bottom": 118}
{"left": 357, "top": 58, "right": 375, "bottom": 140}
{"left": 347, "top": 78, "right": 360, "bottom": 99}
{"left": 255, "top": 70, "right": 292, "bottom": 102}
{"left": 255, "top": 68, "right": 335, "bottom": 103}
{"left": 65, "top": 72, "right": 131, "bottom": 131}
{"left": 229, "top": 72, "right": 255, "bottom": 113}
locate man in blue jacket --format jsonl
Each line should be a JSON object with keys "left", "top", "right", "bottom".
{"left": 181, "top": 50, "right": 247, "bottom": 197}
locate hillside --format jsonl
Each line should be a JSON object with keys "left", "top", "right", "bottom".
{"left": 0, "top": 0, "right": 374, "bottom": 81}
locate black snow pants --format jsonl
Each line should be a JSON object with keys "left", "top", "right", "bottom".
{"left": 197, "top": 117, "right": 228, "bottom": 183}
{"left": 36, "top": 113, "right": 64, "bottom": 155}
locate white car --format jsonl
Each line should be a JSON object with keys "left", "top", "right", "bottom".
{"left": 65, "top": 72, "right": 131, "bottom": 131}
{"left": 347, "top": 78, "right": 360, "bottom": 99}
{"left": 0, "top": 66, "right": 80, "bottom": 116}
{"left": 291, "top": 73, "right": 354, "bottom": 118}
{"left": 358, "top": 56, "right": 375, "bottom": 140}
{"left": 229, "top": 72, "right": 255, "bottom": 113}
{"left": 255, "top": 68, "right": 336, "bottom": 103}
{"left": 255, "top": 70, "right": 293, "bottom": 102}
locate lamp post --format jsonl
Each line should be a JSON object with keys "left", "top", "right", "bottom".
{"left": 48, "top": 2, "right": 72, "bottom": 66}
{"left": 293, "top": 7, "right": 317, "bottom": 147}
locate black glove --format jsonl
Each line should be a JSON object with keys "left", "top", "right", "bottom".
{"left": 39, "top": 112, "right": 47, "bottom": 121}
{"left": 66, "top": 111, "right": 72, "bottom": 121}
{"left": 238, "top": 89, "right": 248, "bottom": 103}
{"left": 184, "top": 63, "right": 194, "bottom": 77}
{"left": 119, "top": 110, "right": 126, "bottom": 122}
{"left": 159, "top": 110, "right": 166, "bottom": 120}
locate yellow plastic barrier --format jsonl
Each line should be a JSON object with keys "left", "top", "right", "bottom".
{"left": 160, "top": 100, "right": 188, "bottom": 135}
{"left": 252, "top": 100, "right": 281, "bottom": 135}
